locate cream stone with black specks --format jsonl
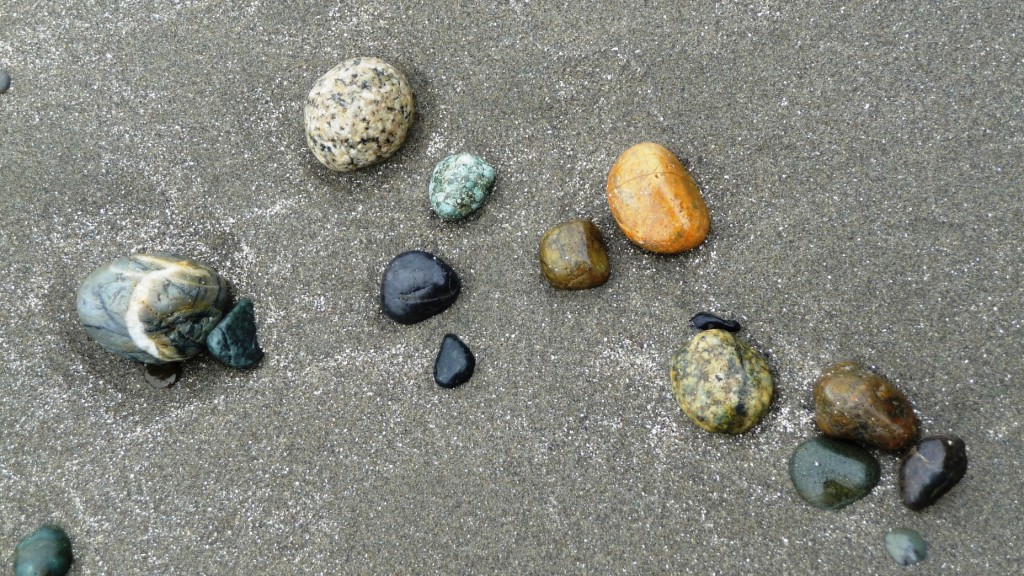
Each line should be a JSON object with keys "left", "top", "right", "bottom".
{"left": 669, "top": 329, "right": 773, "bottom": 434}
{"left": 304, "top": 57, "right": 414, "bottom": 172}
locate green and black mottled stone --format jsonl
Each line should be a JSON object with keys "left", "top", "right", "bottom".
{"left": 434, "top": 334, "right": 475, "bottom": 388}
{"left": 206, "top": 299, "right": 264, "bottom": 369}
{"left": 76, "top": 253, "right": 229, "bottom": 363}
{"left": 428, "top": 153, "right": 496, "bottom": 220}
{"left": 789, "top": 437, "right": 881, "bottom": 510}
{"left": 899, "top": 435, "right": 968, "bottom": 510}
{"left": 669, "top": 329, "right": 773, "bottom": 434}
{"left": 14, "top": 525, "right": 73, "bottom": 576}
{"left": 885, "top": 528, "right": 928, "bottom": 566}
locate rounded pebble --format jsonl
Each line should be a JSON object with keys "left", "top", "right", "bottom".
{"left": 0, "top": 69, "right": 11, "bottom": 94}
{"left": 304, "top": 57, "right": 414, "bottom": 172}
{"left": 688, "top": 312, "right": 741, "bottom": 332}
{"left": 669, "top": 329, "right": 773, "bottom": 434}
{"left": 429, "top": 153, "right": 496, "bottom": 220}
{"left": 434, "top": 334, "right": 476, "bottom": 388}
{"left": 885, "top": 528, "right": 928, "bottom": 566}
{"left": 899, "top": 435, "right": 968, "bottom": 511}
{"left": 380, "top": 250, "right": 461, "bottom": 324}
{"left": 538, "top": 218, "right": 611, "bottom": 289}
{"left": 14, "top": 524, "right": 73, "bottom": 576}
{"left": 76, "top": 253, "right": 229, "bottom": 364}
{"left": 789, "top": 437, "right": 881, "bottom": 510}
{"left": 814, "top": 360, "right": 919, "bottom": 450}
{"left": 606, "top": 142, "right": 710, "bottom": 254}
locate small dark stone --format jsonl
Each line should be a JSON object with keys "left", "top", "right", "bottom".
{"left": 14, "top": 524, "right": 73, "bottom": 576}
{"left": 434, "top": 334, "right": 475, "bottom": 388}
{"left": 899, "top": 435, "right": 968, "bottom": 511}
{"left": 144, "top": 362, "right": 182, "bottom": 389}
{"left": 381, "top": 250, "right": 461, "bottom": 324}
{"left": 206, "top": 299, "right": 264, "bottom": 369}
{"left": 0, "top": 70, "right": 10, "bottom": 94}
{"left": 789, "top": 437, "right": 881, "bottom": 510}
{"left": 689, "top": 312, "right": 741, "bottom": 332}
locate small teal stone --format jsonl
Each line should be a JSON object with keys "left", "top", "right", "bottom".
{"left": 428, "top": 153, "right": 495, "bottom": 221}
{"left": 885, "top": 528, "right": 928, "bottom": 566}
{"left": 789, "top": 437, "right": 881, "bottom": 510}
{"left": 14, "top": 525, "right": 73, "bottom": 576}
{"left": 206, "top": 299, "right": 264, "bottom": 369}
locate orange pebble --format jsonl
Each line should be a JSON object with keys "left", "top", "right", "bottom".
{"left": 606, "top": 142, "right": 710, "bottom": 254}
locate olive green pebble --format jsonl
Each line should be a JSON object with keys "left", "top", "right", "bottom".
{"left": 885, "top": 528, "right": 928, "bottom": 566}
{"left": 789, "top": 437, "right": 881, "bottom": 510}
{"left": 669, "top": 329, "right": 773, "bottom": 434}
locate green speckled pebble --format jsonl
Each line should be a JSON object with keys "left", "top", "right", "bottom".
{"left": 669, "top": 329, "right": 773, "bottom": 434}
{"left": 789, "top": 437, "right": 881, "bottom": 510}
{"left": 428, "top": 153, "right": 495, "bottom": 220}
{"left": 14, "top": 525, "right": 73, "bottom": 576}
{"left": 885, "top": 528, "right": 928, "bottom": 566}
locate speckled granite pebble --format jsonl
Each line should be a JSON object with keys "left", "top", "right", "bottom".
{"left": 304, "top": 57, "right": 414, "bottom": 172}
{"left": 429, "top": 153, "right": 495, "bottom": 220}
{"left": 669, "top": 329, "right": 773, "bottom": 434}
{"left": 0, "top": 69, "right": 11, "bottom": 94}
{"left": 885, "top": 528, "right": 928, "bottom": 566}
{"left": 14, "top": 525, "right": 73, "bottom": 576}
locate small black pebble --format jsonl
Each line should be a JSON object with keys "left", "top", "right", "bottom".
{"left": 381, "top": 250, "right": 461, "bottom": 325}
{"left": 0, "top": 69, "right": 10, "bottom": 94}
{"left": 689, "top": 311, "right": 741, "bottom": 332}
{"left": 144, "top": 363, "right": 182, "bottom": 389}
{"left": 899, "top": 435, "right": 968, "bottom": 510}
{"left": 434, "top": 334, "right": 475, "bottom": 388}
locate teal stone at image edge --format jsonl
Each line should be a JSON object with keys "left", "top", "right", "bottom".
{"left": 885, "top": 528, "right": 928, "bottom": 566}
{"left": 428, "top": 153, "right": 496, "bottom": 221}
{"left": 789, "top": 437, "right": 881, "bottom": 510}
{"left": 14, "top": 525, "right": 73, "bottom": 576}
{"left": 206, "top": 298, "right": 264, "bottom": 369}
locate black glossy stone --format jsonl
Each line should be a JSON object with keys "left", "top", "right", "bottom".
{"left": 381, "top": 250, "right": 461, "bottom": 325}
{"left": 144, "top": 363, "right": 182, "bottom": 389}
{"left": 900, "top": 435, "right": 968, "bottom": 510}
{"left": 689, "top": 312, "right": 741, "bottom": 332}
{"left": 434, "top": 334, "right": 475, "bottom": 388}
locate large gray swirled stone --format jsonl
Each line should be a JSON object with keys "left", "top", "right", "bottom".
{"left": 76, "top": 253, "right": 229, "bottom": 364}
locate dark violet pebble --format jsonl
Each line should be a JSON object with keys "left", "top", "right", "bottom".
{"left": 434, "top": 334, "right": 475, "bottom": 388}
{"left": 899, "top": 435, "right": 968, "bottom": 510}
{"left": 206, "top": 299, "right": 264, "bottom": 369}
{"left": 381, "top": 250, "right": 461, "bottom": 325}
{"left": 144, "top": 362, "right": 182, "bottom": 389}
{"left": 689, "top": 311, "right": 741, "bottom": 332}
{"left": 0, "top": 69, "right": 10, "bottom": 94}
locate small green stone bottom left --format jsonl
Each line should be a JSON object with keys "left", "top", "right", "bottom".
{"left": 14, "top": 525, "right": 73, "bottom": 576}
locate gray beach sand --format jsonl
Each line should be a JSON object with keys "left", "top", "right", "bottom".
{"left": 1, "top": 2, "right": 1021, "bottom": 574}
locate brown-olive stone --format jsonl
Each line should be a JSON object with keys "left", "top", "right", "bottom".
{"left": 538, "top": 219, "right": 610, "bottom": 289}
{"left": 814, "top": 361, "right": 919, "bottom": 451}
{"left": 606, "top": 142, "right": 710, "bottom": 254}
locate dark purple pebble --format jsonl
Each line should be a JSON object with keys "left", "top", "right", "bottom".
{"left": 899, "top": 435, "right": 968, "bottom": 510}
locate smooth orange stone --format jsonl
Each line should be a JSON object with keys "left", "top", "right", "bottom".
{"left": 606, "top": 142, "right": 710, "bottom": 254}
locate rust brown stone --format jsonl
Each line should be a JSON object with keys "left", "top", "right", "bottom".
{"left": 538, "top": 219, "right": 610, "bottom": 289}
{"left": 813, "top": 361, "right": 919, "bottom": 451}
